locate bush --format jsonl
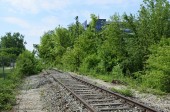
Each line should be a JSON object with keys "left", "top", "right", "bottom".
{"left": 0, "top": 50, "right": 44, "bottom": 111}
{"left": 0, "top": 77, "right": 19, "bottom": 111}
{"left": 111, "top": 87, "right": 133, "bottom": 97}
{"left": 79, "top": 54, "right": 100, "bottom": 73}
{"left": 62, "top": 47, "right": 85, "bottom": 71}
{"left": 112, "top": 64, "right": 124, "bottom": 79}
{"left": 16, "top": 50, "right": 43, "bottom": 76}
{"left": 142, "top": 71, "right": 170, "bottom": 92}
{"left": 142, "top": 38, "right": 170, "bottom": 92}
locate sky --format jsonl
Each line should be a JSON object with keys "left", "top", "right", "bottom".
{"left": 0, "top": 0, "right": 144, "bottom": 51}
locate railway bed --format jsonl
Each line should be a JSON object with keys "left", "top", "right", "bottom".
{"left": 46, "top": 69, "right": 158, "bottom": 112}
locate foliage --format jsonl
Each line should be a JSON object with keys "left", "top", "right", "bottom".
{"left": 62, "top": 44, "right": 87, "bottom": 71}
{"left": 139, "top": 0, "right": 170, "bottom": 41}
{"left": 0, "top": 32, "right": 26, "bottom": 62}
{"left": 38, "top": 31, "right": 57, "bottom": 66}
{"left": 16, "top": 50, "right": 43, "bottom": 76}
{"left": 0, "top": 45, "right": 43, "bottom": 111}
{"left": 142, "top": 38, "right": 170, "bottom": 92}
{"left": 122, "top": 0, "right": 170, "bottom": 75}
{"left": 0, "top": 31, "right": 45, "bottom": 111}
{"left": 111, "top": 64, "right": 124, "bottom": 79}
{"left": 79, "top": 54, "right": 100, "bottom": 73}
{"left": 0, "top": 32, "right": 27, "bottom": 111}
{"left": 0, "top": 69, "right": 21, "bottom": 111}
{"left": 98, "top": 14, "right": 124, "bottom": 73}
{"left": 38, "top": 0, "right": 170, "bottom": 93}
{"left": 111, "top": 87, "right": 133, "bottom": 97}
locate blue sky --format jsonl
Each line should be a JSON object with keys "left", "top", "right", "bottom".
{"left": 0, "top": 0, "right": 144, "bottom": 51}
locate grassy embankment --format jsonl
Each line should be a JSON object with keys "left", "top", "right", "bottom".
{"left": 75, "top": 71, "right": 166, "bottom": 96}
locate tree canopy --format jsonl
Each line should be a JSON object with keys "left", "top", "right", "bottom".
{"left": 0, "top": 32, "right": 25, "bottom": 56}
{"left": 0, "top": 32, "right": 26, "bottom": 62}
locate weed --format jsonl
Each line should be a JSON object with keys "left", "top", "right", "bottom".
{"left": 111, "top": 88, "right": 133, "bottom": 97}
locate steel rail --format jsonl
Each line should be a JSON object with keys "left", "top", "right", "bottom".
{"left": 70, "top": 74, "right": 158, "bottom": 112}
{"left": 51, "top": 75, "right": 97, "bottom": 112}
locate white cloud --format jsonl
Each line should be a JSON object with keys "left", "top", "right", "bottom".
{"left": 85, "top": 0, "right": 124, "bottom": 5}
{"left": 1, "top": 0, "right": 140, "bottom": 14}
{"left": 3, "top": 17, "right": 30, "bottom": 28}
{"left": 82, "top": 0, "right": 142, "bottom": 9}
{"left": 2, "top": 15, "right": 61, "bottom": 38}
{"left": 3, "top": 0, "right": 38, "bottom": 14}
{"left": 41, "top": 16, "right": 61, "bottom": 27}
{"left": 40, "top": 0, "right": 70, "bottom": 11}
{"left": 2, "top": 0, "right": 70, "bottom": 14}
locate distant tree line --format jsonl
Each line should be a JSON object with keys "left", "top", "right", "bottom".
{"left": 38, "top": 0, "right": 170, "bottom": 92}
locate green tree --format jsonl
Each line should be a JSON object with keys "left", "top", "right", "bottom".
{"left": 0, "top": 32, "right": 26, "bottom": 66}
{"left": 0, "top": 32, "right": 26, "bottom": 57}
{"left": 62, "top": 14, "right": 100, "bottom": 71}
{"left": 122, "top": 0, "right": 170, "bottom": 75}
{"left": 67, "top": 17, "right": 84, "bottom": 48}
{"left": 38, "top": 26, "right": 77, "bottom": 67}
{"left": 38, "top": 31, "right": 56, "bottom": 66}
{"left": 97, "top": 14, "right": 126, "bottom": 73}
{"left": 139, "top": 0, "right": 170, "bottom": 42}
{"left": 123, "top": 14, "right": 145, "bottom": 75}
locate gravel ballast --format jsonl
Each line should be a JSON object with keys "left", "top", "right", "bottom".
{"left": 13, "top": 71, "right": 170, "bottom": 112}
{"left": 69, "top": 72, "right": 170, "bottom": 112}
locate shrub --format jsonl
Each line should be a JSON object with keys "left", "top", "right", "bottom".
{"left": 0, "top": 50, "right": 44, "bottom": 111}
{"left": 142, "top": 38, "right": 170, "bottom": 92}
{"left": 79, "top": 54, "right": 100, "bottom": 73}
{"left": 0, "top": 77, "right": 18, "bottom": 111}
{"left": 62, "top": 47, "right": 85, "bottom": 71}
{"left": 111, "top": 87, "right": 133, "bottom": 97}
{"left": 112, "top": 64, "right": 124, "bottom": 79}
{"left": 16, "top": 50, "right": 43, "bottom": 76}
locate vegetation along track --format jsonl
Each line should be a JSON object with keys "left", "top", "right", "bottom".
{"left": 47, "top": 69, "right": 158, "bottom": 112}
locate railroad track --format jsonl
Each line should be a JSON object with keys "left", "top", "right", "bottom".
{"left": 47, "top": 69, "right": 158, "bottom": 112}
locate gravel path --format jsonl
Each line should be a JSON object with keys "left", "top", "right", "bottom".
{"left": 13, "top": 74, "right": 49, "bottom": 112}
